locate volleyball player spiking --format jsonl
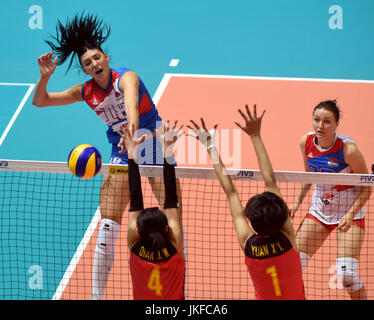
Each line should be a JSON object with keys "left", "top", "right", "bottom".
{"left": 32, "top": 12, "right": 179, "bottom": 299}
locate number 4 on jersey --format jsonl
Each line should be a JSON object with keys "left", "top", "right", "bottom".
{"left": 147, "top": 266, "right": 163, "bottom": 296}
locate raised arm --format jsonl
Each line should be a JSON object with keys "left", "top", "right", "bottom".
{"left": 188, "top": 118, "right": 253, "bottom": 250}
{"left": 32, "top": 52, "right": 83, "bottom": 107}
{"left": 118, "top": 123, "right": 146, "bottom": 249}
{"left": 156, "top": 121, "right": 185, "bottom": 257}
{"left": 235, "top": 104, "right": 297, "bottom": 246}
{"left": 235, "top": 104, "right": 281, "bottom": 198}
{"left": 117, "top": 71, "right": 141, "bottom": 154}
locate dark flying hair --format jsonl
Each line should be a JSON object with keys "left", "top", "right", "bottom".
{"left": 45, "top": 12, "right": 111, "bottom": 72}
{"left": 245, "top": 192, "right": 288, "bottom": 236}
{"left": 137, "top": 207, "right": 169, "bottom": 250}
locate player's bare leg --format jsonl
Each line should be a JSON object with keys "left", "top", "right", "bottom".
{"left": 337, "top": 225, "right": 366, "bottom": 300}
{"left": 91, "top": 175, "right": 129, "bottom": 300}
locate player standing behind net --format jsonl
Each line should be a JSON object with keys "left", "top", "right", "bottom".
{"left": 290, "top": 100, "right": 372, "bottom": 300}
{"left": 118, "top": 121, "right": 185, "bottom": 300}
{"left": 188, "top": 104, "right": 305, "bottom": 300}
{"left": 31, "top": 12, "right": 171, "bottom": 300}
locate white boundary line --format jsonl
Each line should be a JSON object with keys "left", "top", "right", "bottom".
{"left": 49, "top": 71, "right": 374, "bottom": 300}
{"left": 161, "top": 73, "right": 374, "bottom": 83}
{"left": 0, "top": 82, "right": 35, "bottom": 86}
{"left": 52, "top": 208, "right": 101, "bottom": 300}
{"left": 152, "top": 73, "right": 173, "bottom": 105}
{"left": 0, "top": 83, "right": 35, "bottom": 148}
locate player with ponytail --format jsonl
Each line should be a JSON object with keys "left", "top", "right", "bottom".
{"left": 120, "top": 121, "right": 185, "bottom": 300}
{"left": 32, "top": 12, "right": 173, "bottom": 300}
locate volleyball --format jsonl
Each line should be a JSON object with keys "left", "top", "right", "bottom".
{"left": 68, "top": 144, "right": 102, "bottom": 179}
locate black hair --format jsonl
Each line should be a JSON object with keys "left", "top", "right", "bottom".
{"left": 245, "top": 192, "right": 288, "bottom": 236}
{"left": 45, "top": 12, "right": 111, "bottom": 72}
{"left": 313, "top": 100, "right": 341, "bottom": 122}
{"left": 137, "top": 207, "right": 169, "bottom": 250}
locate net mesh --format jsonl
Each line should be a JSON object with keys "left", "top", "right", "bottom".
{"left": 0, "top": 159, "right": 373, "bottom": 300}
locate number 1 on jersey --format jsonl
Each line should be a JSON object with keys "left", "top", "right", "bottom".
{"left": 147, "top": 266, "right": 163, "bottom": 296}
{"left": 266, "top": 265, "right": 282, "bottom": 296}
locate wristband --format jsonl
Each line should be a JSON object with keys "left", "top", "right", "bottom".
{"left": 206, "top": 129, "right": 217, "bottom": 150}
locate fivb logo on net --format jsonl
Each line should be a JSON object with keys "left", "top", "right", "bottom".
{"left": 135, "top": 121, "right": 242, "bottom": 168}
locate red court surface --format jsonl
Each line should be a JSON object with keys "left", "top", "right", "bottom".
{"left": 59, "top": 74, "right": 374, "bottom": 300}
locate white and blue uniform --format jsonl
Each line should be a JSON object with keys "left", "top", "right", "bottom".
{"left": 305, "top": 132, "right": 366, "bottom": 225}
{"left": 82, "top": 67, "right": 163, "bottom": 165}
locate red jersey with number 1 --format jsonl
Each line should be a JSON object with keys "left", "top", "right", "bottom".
{"left": 245, "top": 232, "right": 305, "bottom": 300}
{"left": 129, "top": 241, "right": 185, "bottom": 300}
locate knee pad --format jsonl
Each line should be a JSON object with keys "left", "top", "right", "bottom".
{"left": 95, "top": 218, "right": 121, "bottom": 255}
{"left": 336, "top": 257, "right": 363, "bottom": 292}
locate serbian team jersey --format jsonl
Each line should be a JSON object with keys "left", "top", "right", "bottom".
{"left": 245, "top": 232, "right": 305, "bottom": 300}
{"left": 129, "top": 241, "right": 185, "bottom": 300}
{"left": 305, "top": 132, "right": 366, "bottom": 224}
{"left": 82, "top": 67, "right": 161, "bottom": 145}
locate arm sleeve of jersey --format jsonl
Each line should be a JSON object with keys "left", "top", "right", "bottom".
{"left": 163, "top": 157, "right": 179, "bottom": 209}
{"left": 81, "top": 83, "right": 85, "bottom": 100}
{"left": 128, "top": 159, "right": 144, "bottom": 212}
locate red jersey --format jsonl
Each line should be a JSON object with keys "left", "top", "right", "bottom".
{"left": 245, "top": 232, "right": 305, "bottom": 300}
{"left": 129, "top": 241, "right": 185, "bottom": 300}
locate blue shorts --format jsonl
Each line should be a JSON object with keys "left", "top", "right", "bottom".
{"left": 110, "top": 135, "right": 164, "bottom": 166}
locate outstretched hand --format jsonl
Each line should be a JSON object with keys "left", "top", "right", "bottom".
{"left": 118, "top": 123, "right": 146, "bottom": 158}
{"left": 235, "top": 104, "right": 265, "bottom": 137}
{"left": 187, "top": 118, "right": 218, "bottom": 150}
{"left": 155, "top": 120, "right": 184, "bottom": 158}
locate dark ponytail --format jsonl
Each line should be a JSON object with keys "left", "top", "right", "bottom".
{"left": 137, "top": 207, "right": 169, "bottom": 250}
{"left": 45, "top": 12, "right": 111, "bottom": 72}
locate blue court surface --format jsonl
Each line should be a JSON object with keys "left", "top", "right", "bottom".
{"left": 1, "top": 0, "right": 374, "bottom": 299}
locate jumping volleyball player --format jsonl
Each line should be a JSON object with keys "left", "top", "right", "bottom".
{"left": 188, "top": 105, "right": 305, "bottom": 300}
{"left": 290, "top": 100, "right": 372, "bottom": 300}
{"left": 32, "top": 13, "right": 177, "bottom": 300}
{"left": 118, "top": 121, "right": 185, "bottom": 299}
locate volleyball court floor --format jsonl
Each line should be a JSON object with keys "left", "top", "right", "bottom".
{"left": 4, "top": 74, "right": 368, "bottom": 300}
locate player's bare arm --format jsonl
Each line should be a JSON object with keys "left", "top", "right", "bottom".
{"left": 32, "top": 52, "right": 83, "bottom": 107}
{"left": 235, "top": 104, "right": 297, "bottom": 247}
{"left": 187, "top": 118, "right": 253, "bottom": 250}
{"left": 338, "top": 142, "right": 372, "bottom": 232}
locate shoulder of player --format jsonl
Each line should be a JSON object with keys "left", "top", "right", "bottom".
{"left": 342, "top": 140, "right": 365, "bottom": 169}
{"left": 341, "top": 137, "right": 360, "bottom": 159}
{"left": 299, "top": 133, "right": 309, "bottom": 148}
{"left": 241, "top": 229, "right": 256, "bottom": 251}
{"left": 299, "top": 133, "right": 309, "bottom": 162}
{"left": 118, "top": 70, "right": 139, "bottom": 90}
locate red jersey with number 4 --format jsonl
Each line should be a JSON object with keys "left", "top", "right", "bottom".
{"left": 129, "top": 241, "right": 185, "bottom": 300}
{"left": 245, "top": 232, "right": 305, "bottom": 300}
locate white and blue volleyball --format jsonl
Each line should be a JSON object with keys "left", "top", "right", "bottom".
{"left": 68, "top": 144, "right": 102, "bottom": 179}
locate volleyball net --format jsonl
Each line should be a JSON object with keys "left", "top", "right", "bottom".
{"left": 0, "top": 159, "right": 373, "bottom": 300}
